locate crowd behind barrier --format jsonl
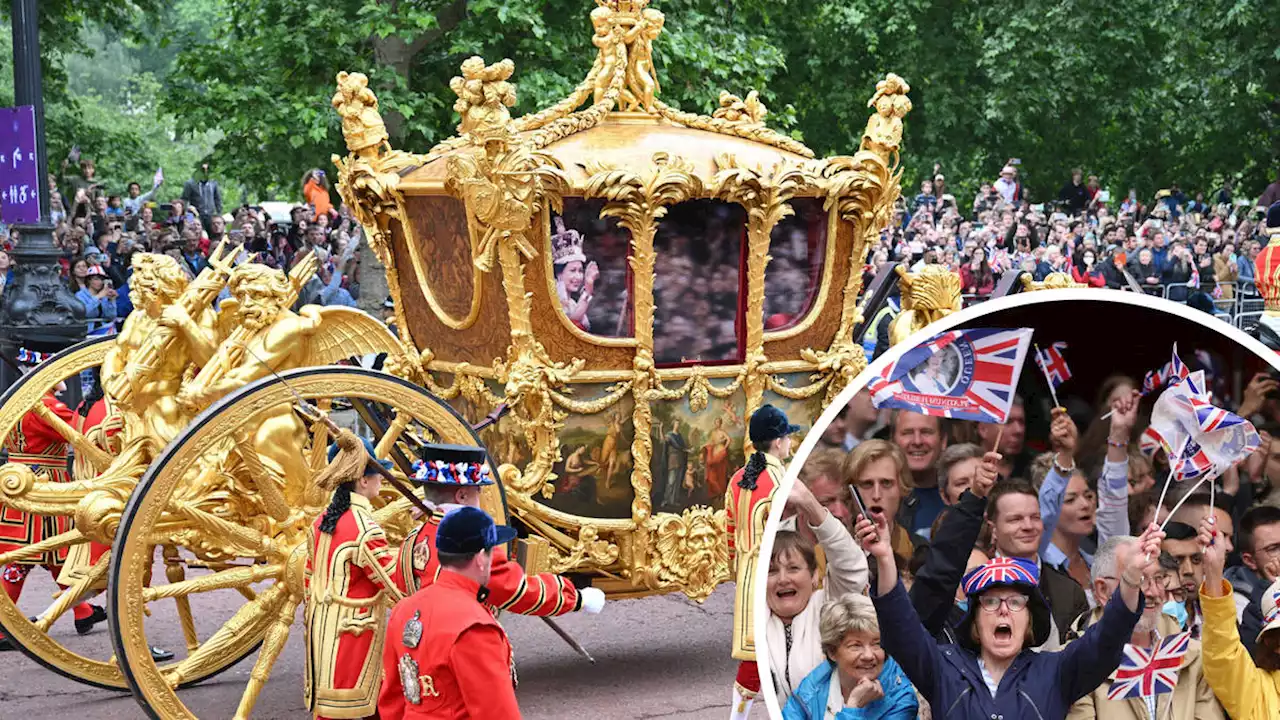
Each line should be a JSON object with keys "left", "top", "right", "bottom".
{"left": 873, "top": 163, "right": 1280, "bottom": 328}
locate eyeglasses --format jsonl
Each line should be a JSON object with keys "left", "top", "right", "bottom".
{"left": 978, "top": 595, "right": 1029, "bottom": 613}
{"left": 1099, "top": 573, "right": 1170, "bottom": 589}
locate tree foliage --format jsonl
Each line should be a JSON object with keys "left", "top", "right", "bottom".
{"left": 10, "top": 0, "right": 1276, "bottom": 206}
{"left": 1, "top": 1, "right": 237, "bottom": 204}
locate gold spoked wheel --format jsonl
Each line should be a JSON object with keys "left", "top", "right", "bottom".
{"left": 108, "top": 366, "right": 501, "bottom": 719}
{"left": 0, "top": 336, "right": 258, "bottom": 690}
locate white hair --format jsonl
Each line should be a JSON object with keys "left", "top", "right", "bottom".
{"left": 1091, "top": 535, "right": 1138, "bottom": 584}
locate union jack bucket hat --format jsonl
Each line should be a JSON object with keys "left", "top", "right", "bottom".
{"left": 956, "top": 556, "right": 1051, "bottom": 649}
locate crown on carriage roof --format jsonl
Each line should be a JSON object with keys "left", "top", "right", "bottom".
{"left": 551, "top": 216, "right": 586, "bottom": 267}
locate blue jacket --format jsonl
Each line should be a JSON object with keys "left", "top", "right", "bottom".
{"left": 783, "top": 657, "right": 918, "bottom": 720}
{"left": 871, "top": 580, "right": 1142, "bottom": 720}
{"left": 76, "top": 286, "right": 118, "bottom": 335}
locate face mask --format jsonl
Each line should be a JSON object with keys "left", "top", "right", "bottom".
{"left": 956, "top": 598, "right": 969, "bottom": 614}
{"left": 1162, "top": 599, "right": 1188, "bottom": 629}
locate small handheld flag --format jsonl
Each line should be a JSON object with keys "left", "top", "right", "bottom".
{"left": 868, "top": 328, "right": 1033, "bottom": 425}
{"left": 1107, "top": 631, "right": 1191, "bottom": 700}
{"left": 1034, "top": 341, "right": 1070, "bottom": 408}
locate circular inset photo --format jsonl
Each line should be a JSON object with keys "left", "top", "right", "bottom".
{"left": 754, "top": 289, "right": 1280, "bottom": 720}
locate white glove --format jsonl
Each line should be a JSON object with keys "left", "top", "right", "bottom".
{"left": 579, "top": 587, "right": 606, "bottom": 615}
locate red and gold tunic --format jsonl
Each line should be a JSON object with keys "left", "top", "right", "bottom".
{"left": 725, "top": 453, "right": 785, "bottom": 661}
{"left": 379, "top": 570, "right": 520, "bottom": 720}
{"left": 305, "top": 493, "right": 403, "bottom": 719}
{"left": 0, "top": 394, "right": 75, "bottom": 567}
{"left": 393, "top": 513, "right": 581, "bottom": 617}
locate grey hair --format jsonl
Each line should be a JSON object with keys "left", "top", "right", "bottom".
{"left": 819, "top": 595, "right": 879, "bottom": 659}
{"left": 937, "top": 443, "right": 983, "bottom": 495}
{"left": 1091, "top": 535, "right": 1138, "bottom": 584}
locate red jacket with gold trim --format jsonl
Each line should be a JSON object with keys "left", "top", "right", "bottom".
{"left": 0, "top": 394, "right": 75, "bottom": 566}
{"left": 304, "top": 493, "right": 403, "bottom": 719}
{"left": 379, "top": 570, "right": 520, "bottom": 720}
{"left": 393, "top": 512, "right": 581, "bottom": 617}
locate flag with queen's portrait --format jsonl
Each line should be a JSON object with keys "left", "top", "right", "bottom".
{"left": 868, "top": 328, "right": 1033, "bottom": 425}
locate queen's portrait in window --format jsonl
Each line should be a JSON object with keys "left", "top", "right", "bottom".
{"left": 907, "top": 344, "right": 962, "bottom": 395}
{"left": 552, "top": 216, "right": 600, "bottom": 332}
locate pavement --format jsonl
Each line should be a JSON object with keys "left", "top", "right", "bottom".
{"left": 0, "top": 571, "right": 768, "bottom": 719}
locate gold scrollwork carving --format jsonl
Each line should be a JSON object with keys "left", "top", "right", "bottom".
{"left": 889, "top": 264, "right": 963, "bottom": 347}
{"left": 712, "top": 154, "right": 818, "bottom": 451}
{"left": 548, "top": 525, "right": 621, "bottom": 574}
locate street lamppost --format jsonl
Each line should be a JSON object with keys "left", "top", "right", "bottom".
{"left": 0, "top": 0, "right": 87, "bottom": 393}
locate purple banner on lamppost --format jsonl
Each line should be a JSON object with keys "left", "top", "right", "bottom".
{"left": 0, "top": 105, "right": 40, "bottom": 224}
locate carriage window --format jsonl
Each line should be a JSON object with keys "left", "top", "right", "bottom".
{"left": 764, "top": 198, "right": 827, "bottom": 331}
{"left": 551, "top": 199, "right": 633, "bottom": 338}
{"left": 653, "top": 200, "right": 746, "bottom": 366}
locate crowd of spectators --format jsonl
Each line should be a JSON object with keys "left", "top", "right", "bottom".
{"left": 874, "top": 162, "right": 1280, "bottom": 314}
{"left": 773, "top": 365, "right": 1280, "bottom": 719}
{"left": 0, "top": 158, "right": 371, "bottom": 342}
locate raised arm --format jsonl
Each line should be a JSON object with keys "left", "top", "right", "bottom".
{"left": 789, "top": 478, "right": 867, "bottom": 596}
{"left": 910, "top": 451, "right": 998, "bottom": 636}
{"left": 1097, "top": 390, "right": 1140, "bottom": 543}
{"left": 1196, "top": 515, "right": 1269, "bottom": 720}
{"left": 1039, "top": 407, "right": 1078, "bottom": 554}
{"left": 1054, "top": 524, "right": 1160, "bottom": 703}
{"left": 857, "top": 511, "right": 944, "bottom": 703}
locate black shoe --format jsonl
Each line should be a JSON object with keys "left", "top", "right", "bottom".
{"left": 151, "top": 646, "right": 175, "bottom": 662}
{"left": 0, "top": 635, "right": 13, "bottom": 652}
{"left": 75, "top": 605, "right": 108, "bottom": 635}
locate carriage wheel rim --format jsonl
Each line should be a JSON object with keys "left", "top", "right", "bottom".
{"left": 0, "top": 334, "right": 266, "bottom": 691}
{"left": 108, "top": 366, "right": 499, "bottom": 719}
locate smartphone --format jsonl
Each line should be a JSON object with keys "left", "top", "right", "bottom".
{"left": 848, "top": 483, "right": 871, "bottom": 521}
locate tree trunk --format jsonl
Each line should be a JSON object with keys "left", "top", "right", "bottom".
{"left": 371, "top": 34, "right": 414, "bottom": 143}
{"left": 369, "top": 0, "right": 471, "bottom": 144}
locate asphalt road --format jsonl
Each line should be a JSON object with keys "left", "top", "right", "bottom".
{"left": 0, "top": 571, "right": 767, "bottom": 719}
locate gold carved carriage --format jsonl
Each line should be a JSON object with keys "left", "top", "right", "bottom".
{"left": 338, "top": 0, "right": 912, "bottom": 602}
{"left": 0, "top": 1, "right": 910, "bottom": 717}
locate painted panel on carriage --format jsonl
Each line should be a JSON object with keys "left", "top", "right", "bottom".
{"left": 648, "top": 390, "right": 747, "bottom": 513}
{"left": 545, "top": 394, "right": 637, "bottom": 520}
{"left": 760, "top": 373, "right": 830, "bottom": 445}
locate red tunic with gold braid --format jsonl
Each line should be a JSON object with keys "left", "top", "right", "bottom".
{"left": 379, "top": 570, "right": 520, "bottom": 720}
{"left": 393, "top": 513, "right": 582, "bottom": 617}
{"left": 724, "top": 453, "right": 785, "bottom": 696}
{"left": 304, "top": 494, "right": 403, "bottom": 720}
{"left": 0, "top": 394, "right": 75, "bottom": 566}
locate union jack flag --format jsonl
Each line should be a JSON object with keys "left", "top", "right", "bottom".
{"left": 1141, "top": 345, "right": 1192, "bottom": 396}
{"left": 1035, "top": 342, "right": 1071, "bottom": 389}
{"left": 868, "top": 328, "right": 1033, "bottom": 425}
{"left": 961, "top": 556, "right": 1039, "bottom": 595}
{"left": 1107, "top": 632, "right": 1191, "bottom": 700}
{"left": 1172, "top": 437, "right": 1214, "bottom": 481}
{"left": 1139, "top": 426, "right": 1164, "bottom": 458}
